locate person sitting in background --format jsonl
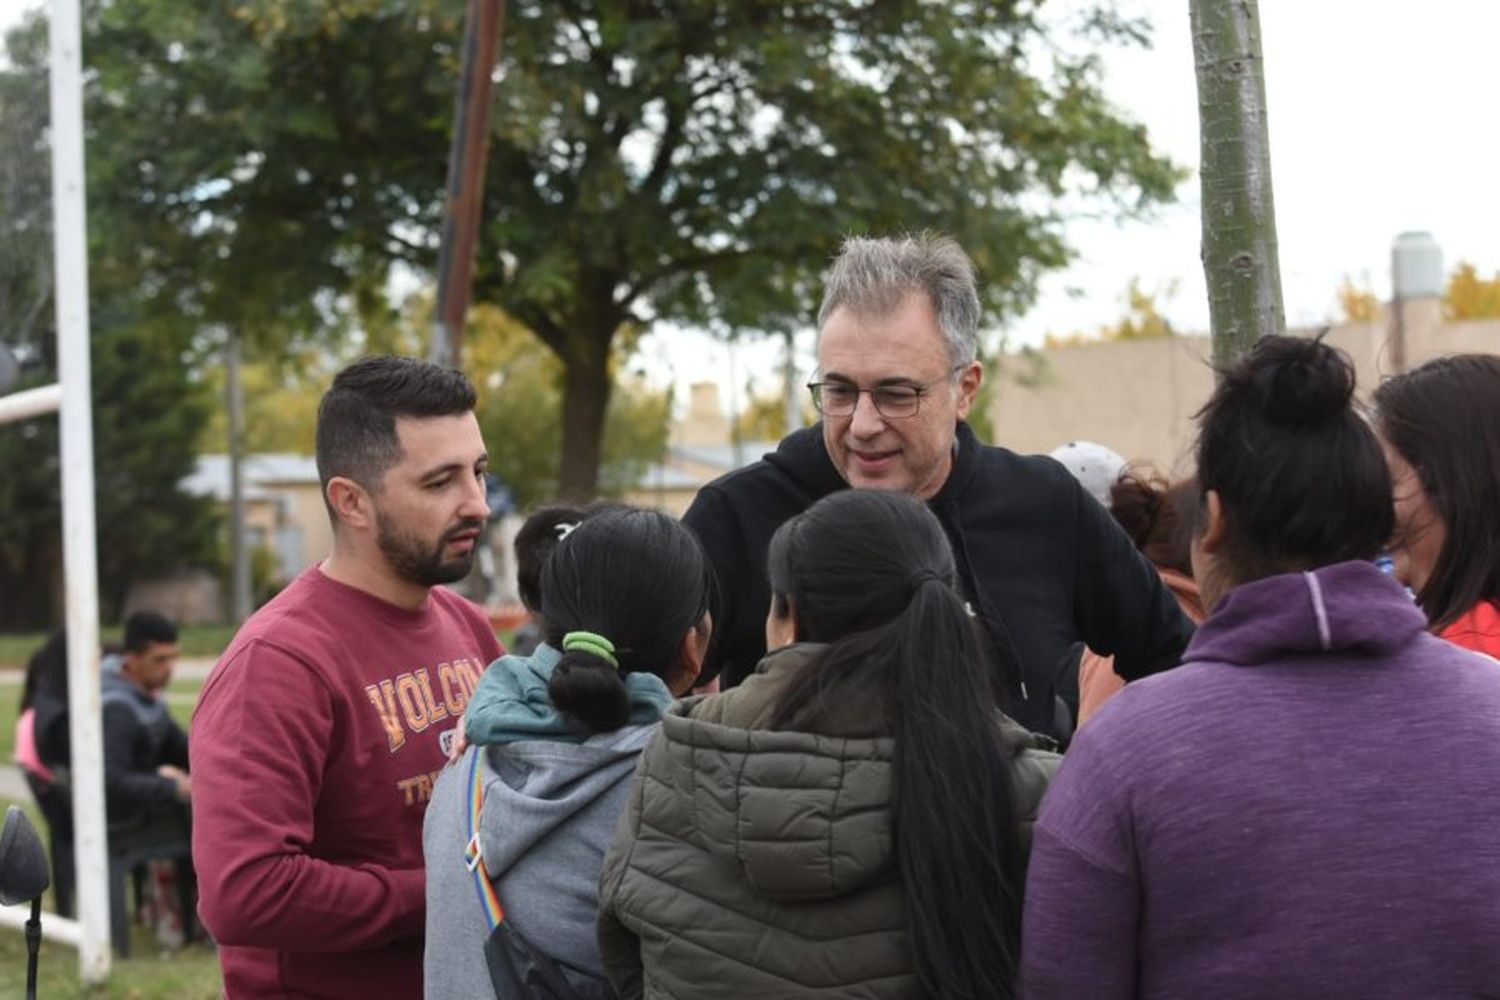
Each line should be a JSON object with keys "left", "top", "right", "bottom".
{"left": 598, "top": 489, "right": 1059, "bottom": 1000}
{"left": 15, "top": 630, "right": 74, "bottom": 916}
{"left": 102, "top": 611, "right": 191, "bottom": 830}
{"left": 1372, "top": 354, "right": 1500, "bottom": 658}
{"left": 1077, "top": 470, "right": 1205, "bottom": 728}
{"left": 1022, "top": 335, "right": 1500, "bottom": 998}
{"left": 102, "top": 611, "right": 195, "bottom": 947}
{"left": 424, "top": 506, "right": 712, "bottom": 999}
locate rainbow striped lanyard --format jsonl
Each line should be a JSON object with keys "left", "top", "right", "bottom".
{"left": 464, "top": 749, "right": 506, "bottom": 932}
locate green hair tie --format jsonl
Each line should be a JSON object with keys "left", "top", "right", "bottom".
{"left": 561, "top": 631, "right": 618, "bottom": 668}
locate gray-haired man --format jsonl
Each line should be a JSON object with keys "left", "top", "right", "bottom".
{"left": 683, "top": 233, "right": 1192, "bottom": 737}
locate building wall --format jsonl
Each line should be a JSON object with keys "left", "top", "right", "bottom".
{"left": 274, "top": 481, "right": 334, "bottom": 572}
{"left": 990, "top": 308, "right": 1500, "bottom": 476}
{"left": 621, "top": 484, "right": 698, "bottom": 516}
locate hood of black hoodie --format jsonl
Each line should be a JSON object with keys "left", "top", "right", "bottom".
{"left": 760, "top": 423, "right": 847, "bottom": 495}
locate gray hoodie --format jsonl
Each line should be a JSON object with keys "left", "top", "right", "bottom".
{"left": 423, "top": 645, "right": 665, "bottom": 999}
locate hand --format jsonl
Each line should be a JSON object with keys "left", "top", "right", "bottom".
{"left": 446, "top": 727, "right": 469, "bottom": 764}
{"left": 158, "top": 764, "right": 192, "bottom": 801}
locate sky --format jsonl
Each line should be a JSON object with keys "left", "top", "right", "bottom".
{"left": 5, "top": 1, "right": 1496, "bottom": 414}
{"left": 648, "top": 0, "right": 1500, "bottom": 411}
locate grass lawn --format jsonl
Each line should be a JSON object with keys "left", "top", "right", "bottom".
{"left": 0, "top": 624, "right": 239, "bottom": 673}
{"left": 0, "top": 920, "right": 223, "bottom": 999}
{"left": 0, "top": 796, "right": 223, "bottom": 998}
{"left": 0, "top": 680, "right": 203, "bottom": 765}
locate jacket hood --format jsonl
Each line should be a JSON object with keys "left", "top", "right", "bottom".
{"left": 464, "top": 643, "right": 672, "bottom": 746}
{"left": 476, "top": 724, "right": 655, "bottom": 878}
{"left": 1185, "top": 560, "right": 1427, "bottom": 666}
{"left": 762, "top": 424, "right": 847, "bottom": 495}
{"left": 654, "top": 700, "right": 896, "bottom": 901}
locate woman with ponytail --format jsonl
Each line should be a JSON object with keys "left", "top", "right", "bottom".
{"left": 1022, "top": 336, "right": 1500, "bottom": 998}
{"left": 597, "top": 489, "right": 1058, "bottom": 1000}
{"left": 423, "top": 507, "right": 713, "bottom": 999}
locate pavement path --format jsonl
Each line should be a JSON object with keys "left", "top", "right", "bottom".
{"left": 0, "top": 657, "right": 219, "bottom": 804}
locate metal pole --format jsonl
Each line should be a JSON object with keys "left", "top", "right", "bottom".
{"left": 430, "top": 0, "right": 507, "bottom": 368}
{"left": 782, "top": 331, "right": 800, "bottom": 433}
{"left": 226, "top": 329, "right": 252, "bottom": 621}
{"left": 1389, "top": 294, "right": 1407, "bottom": 375}
{"left": 49, "top": 0, "right": 110, "bottom": 980}
{"left": 0, "top": 382, "right": 62, "bottom": 424}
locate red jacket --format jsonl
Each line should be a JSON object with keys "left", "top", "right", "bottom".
{"left": 191, "top": 567, "right": 501, "bottom": 999}
{"left": 1440, "top": 600, "right": 1500, "bottom": 660}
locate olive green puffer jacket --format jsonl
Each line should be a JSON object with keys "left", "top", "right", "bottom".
{"left": 596, "top": 644, "right": 1060, "bottom": 1000}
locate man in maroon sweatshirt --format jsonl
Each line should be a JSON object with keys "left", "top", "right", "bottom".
{"left": 191, "top": 356, "right": 504, "bottom": 999}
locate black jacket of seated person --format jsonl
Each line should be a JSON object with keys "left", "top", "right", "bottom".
{"left": 101, "top": 669, "right": 190, "bottom": 832}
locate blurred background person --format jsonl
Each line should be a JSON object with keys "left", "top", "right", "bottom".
{"left": 1077, "top": 469, "right": 1204, "bottom": 728}
{"left": 1373, "top": 354, "right": 1500, "bottom": 658}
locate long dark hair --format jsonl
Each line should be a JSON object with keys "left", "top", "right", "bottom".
{"left": 1373, "top": 354, "right": 1500, "bottom": 629}
{"left": 766, "top": 490, "right": 1022, "bottom": 1000}
{"left": 541, "top": 507, "right": 712, "bottom": 732}
{"left": 19, "top": 630, "right": 67, "bottom": 713}
{"left": 1195, "top": 334, "right": 1392, "bottom": 582}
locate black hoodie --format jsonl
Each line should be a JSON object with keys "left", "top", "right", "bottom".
{"left": 682, "top": 422, "right": 1193, "bottom": 737}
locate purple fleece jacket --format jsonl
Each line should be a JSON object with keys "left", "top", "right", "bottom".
{"left": 1022, "top": 560, "right": 1500, "bottom": 1000}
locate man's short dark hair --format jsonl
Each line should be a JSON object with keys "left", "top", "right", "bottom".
{"left": 123, "top": 611, "right": 178, "bottom": 653}
{"left": 315, "top": 355, "right": 478, "bottom": 511}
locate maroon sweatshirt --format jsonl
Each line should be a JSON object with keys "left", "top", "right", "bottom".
{"left": 191, "top": 567, "right": 502, "bottom": 999}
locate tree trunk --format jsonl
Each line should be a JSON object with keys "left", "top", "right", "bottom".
{"left": 556, "top": 334, "right": 612, "bottom": 501}
{"left": 1191, "top": 0, "right": 1284, "bottom": 368}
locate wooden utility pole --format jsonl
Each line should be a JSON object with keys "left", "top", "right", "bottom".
{"left": 429, "top": 0, "right": 507, "bottom": 368}
{"left": 1191, "top": 0, "right": 1284, "bottom": 367}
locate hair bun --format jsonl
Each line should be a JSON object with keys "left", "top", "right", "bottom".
{"left": 1237, "top": 335, "right": 1356, "bottom": 427}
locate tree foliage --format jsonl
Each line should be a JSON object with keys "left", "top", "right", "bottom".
{"left": 466, "top": 304, "right": 670, "bottom": 509}
{"left": 75, "top": 0, "right": 1182, "bottom": 497}
{"left": 1044, "top": 279, "right": 1177, "bottom": 348}
{"left": 1333, "top": 263, "right": 1500, "bottom": 325}
{"left": 0, "top": 13, "right": 221, "bottom": 630}
{"left": 1444, "top": 261, "right": 1500, "bottom": 321}
{"left": 192, "top": 297, "right": 672, "bottom": 509}
{"left": 1336, "top": 275, "right": 1380, "bottom": 323}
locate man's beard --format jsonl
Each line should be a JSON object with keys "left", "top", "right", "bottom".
{"left": 375, "top": 510, "right": 484, "bottom": 588}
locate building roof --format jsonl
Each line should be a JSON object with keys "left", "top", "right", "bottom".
{"left": 634, "top": 438, "right": 783, "bottom": 492}
{"left": 668, "top": 439, "right": 781, "bottom": 469}
{"left": 184, "top": 453, "right": 320, "bottom": 501}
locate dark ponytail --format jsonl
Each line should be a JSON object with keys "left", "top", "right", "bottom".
{"left": 539, "top": 507, "right": 712, "bottom": 733}
{"left": 767, "top": 490, "right": 1023, "bottom": 999}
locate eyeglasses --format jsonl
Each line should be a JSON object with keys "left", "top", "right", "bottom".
{"left": 806, "top": 365, "right": 965, "bottom": 420}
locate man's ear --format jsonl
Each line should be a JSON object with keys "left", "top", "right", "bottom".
{"left": 953, "top": 360, "right": 984, "bottom": 420}
{"left": 326, "top": 476, "right": 374, "bottom": 531}
{"left": 1200, "top": 489, "right": 1227, "bottom": 555}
